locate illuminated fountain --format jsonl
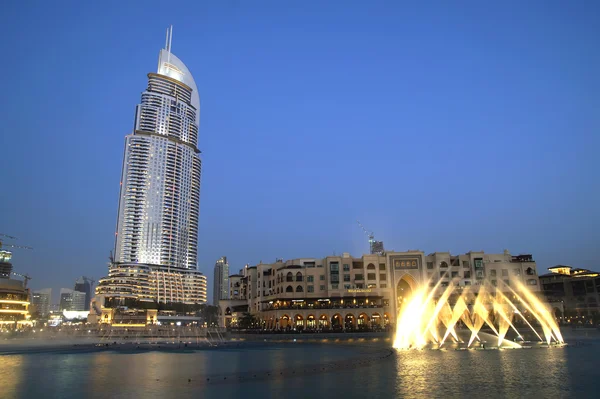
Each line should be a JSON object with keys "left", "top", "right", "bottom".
{"left": 393, "top": 277, "right": 564, "bottom": 350}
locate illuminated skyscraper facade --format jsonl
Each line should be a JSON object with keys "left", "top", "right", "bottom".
{"left": 97, "top": 28, "right": 207, "bottom": 306}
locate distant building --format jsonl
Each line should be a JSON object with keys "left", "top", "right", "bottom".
{"left": 539, "top": 265, "right": 600, "bottom": 323}
{"left": 74, "top": 277, "right": 92, "bottom": 311}
{"left": 218, "top": 250, "right": 542, "bottom": 329}
{"left": 213, "top": 256, "right": 230, "bottom": 305}
{"left": 0, "top": 250, "right": 13, "bottom": 278}
{"left": 31, "top": 288, "right": 52, "bottom": 317}
{"left": 0, "top": 250, "right": 31, "bottom": 326}
{"left": 59, "top": 288, "right": 87, "bottom": 311}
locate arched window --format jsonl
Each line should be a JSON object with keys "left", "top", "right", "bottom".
{"left": 440, "top": 262, "right": 448, "bottom": 268}
{"left": 286, "top": 272, "right": 293, "bottom": 282}
{"left": 296, "top": 272, "right": 303, "bottom": 282}
{"left": 286, "top": 285, "right": 293, "bottom": 293}
{"left": 296, "top": 285, "right": 304, "bottom": 292}
{"left": 367, "top": 263, "right": 376, "bottom": 270}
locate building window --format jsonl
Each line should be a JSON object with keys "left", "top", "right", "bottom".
{"left": 344, "top": 284, "right": 351, "bottom": 289}
{"left": 331, "top": 284, "right": 338, "bottom": 289}
{"left": 307, "top": 285, "right": 314, "bottom": 292}
{"left": 464, "top": 271, "right": 471, "bottom": 279}
{"left": 380, "top": 283, "right": 387, "bottom": 288}
{"left": 380, "top": 274, "right": 387, "bottom": 281}
{"left": 379, "top": 263, "right": 386, "bottom": 271}
{"left": 353, "top": 262, "right": 364, "bottom": 269}
{"left": 367, "top": 283, "right": 377, "bottom": 289}
{"left": 440, "top": 262, "right": 448, "bottom": 268}
{"left": 463, "top": 261, "right": 470, "bottom": 268}
{"left": 296, "top": 285, "right": 303, "bottom": 292}
{"left": 330, "top": 263, "right": 339, "bottom": 271}
{"left": 490, "top": 270, "right": 497, "bottom": 277}
{"left": 355, "top": 274, "right": 364, "bottom": 281}
{"left": 296, "top": 272, "right": 303, "bottom": 281}
{"left": 343, "top": 274, "right": 351, "bottom": 282}
{"left": 286, "top": 272, "right": 293, "bottom": 282}
{"left": 343, "top": 264, "right": 350, "bottom": 271}
{"left": 513, "top": 269, "right": 521, "bottom": 276}
{"left": 320, "top": 275, "right": 325, "bottom": 281}
{"left": 451, "top": 272, "right": 459, "bottom": 278}
{"left": 307, "top": 276, "right": 314, "bottom": 282}
{"left": 320, "top": 285, "right": 325, "bottom": 291}
{"left": 527, "top": 279, "right": 538, "bottom": 286}
{"left": 367, "top": 263, "right": 376, "bottom": 270}
{"left": 286, "top": 286, "right": 293, "bottom": 293}
{"left": 501, "top": 269, "right": 508, "bottom": 277}
{"left": 427, "top": 262, "right": 434, "bottom": 269}
{"left": 491, "top": 280, "right": 497, "bottom": 287}
{"left": 503, "top": 279, "right": 510, "bottom": 286}
{"left": 367, "top": 273, "right": 376, "bottom": 280}
{"left": 440, "top": 271, "right": 446, "bottom": 278}
{"left": 464, "top": 281, "right": 471, "bottom": 286}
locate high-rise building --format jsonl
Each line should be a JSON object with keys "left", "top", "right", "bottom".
{"left": 59, "top": 288, "right": 86, "bottom": 311}
{"left": 74, "top": 277, "right": 92, "bottom": 311}
{"left": 31, "top": 288, "right": 52, "bottom": 317}
{"left": 213, "top": 256, "right": 229, "bottom": 305}
{"left": 97, "top": 27, "right": 207, "bottom": 307}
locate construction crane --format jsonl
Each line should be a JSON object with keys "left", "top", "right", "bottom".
{"left": 12, "top": 271, "right": 32, "bottom": 288}
{"left": 356, "top": 221, "right": 385, "bottom": 255}
{"left": 0, "top": 234, "right": 33, "bottom": 251}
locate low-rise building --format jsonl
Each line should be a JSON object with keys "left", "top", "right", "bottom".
{"left": 539, "top": 265, "right": 600, "bottom": 324}
{"left": 218, "top": 249, "right": 541, "bottom": 329}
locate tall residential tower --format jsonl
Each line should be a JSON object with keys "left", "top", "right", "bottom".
{"left": 213, "top": 256, "right": 229, "bottom": 305}
{"left": 97, "top": 28, "right": 207, "bottom": 306}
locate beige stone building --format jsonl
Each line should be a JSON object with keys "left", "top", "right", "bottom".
{"left": 219, "top": 250, "right": 541, "bottom": 329}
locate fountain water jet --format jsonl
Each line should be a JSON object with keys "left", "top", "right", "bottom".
{"left": 393, "top": 277, "right": 564, "bottom": 350}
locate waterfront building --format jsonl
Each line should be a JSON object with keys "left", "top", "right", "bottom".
{"left": 31, "top": 288, "right": 52, "bottom": 317}
{"left": 96, "top": 27, "right": 207, "bottom": 313}
{"left": 0, "top": 251, "right": 31, "bottom": 327}
{"left": 213, "top": 256, "right": 229, "bottom": 305}
{"left": 218, "top": 250, "right": 542, "bottom": 329}
{"left": 539, "top": 265, "right": 600, "bottom": 323}
{"left": 59, "top": 288, "right": 87, "bottom": 311}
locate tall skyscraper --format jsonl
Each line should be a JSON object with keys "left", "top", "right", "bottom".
{"left": 97, "top": 27, "right": 207, "bottom": 306}
{"left": 213, "top": 256, "right": 229, "bottom": 305}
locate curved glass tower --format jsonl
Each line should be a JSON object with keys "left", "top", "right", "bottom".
{"left": 115, "top": 32, "right": 201, "bottom": 269}
{"left": 97, "top": 28, "right": 207, "bottom": 306}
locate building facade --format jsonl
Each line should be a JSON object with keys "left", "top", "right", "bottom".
{"left": 96, "top": 27, "right": 207, "bottom": 310}
{"left": 213, "top": 256, "right": 229, "bottom": 305}
{"left": 60, "top": 288, "right": 87, "bottom": 311}
{"left": 219, "top": 250, "right": 542, "bottom": 329}
{"left": 540, "top": 265, "right": 600, "bottom": 323}
{"left": 31, "top": 288, "right": 52, "bottom": 317}
{"left": 74, "top": 277, "right": 92, "bottom": 311}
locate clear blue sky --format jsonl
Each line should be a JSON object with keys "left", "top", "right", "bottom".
{"left": 1, "top": 1, "right": 598, "bottom": 303}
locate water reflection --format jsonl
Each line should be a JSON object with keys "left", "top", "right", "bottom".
{"left": 0, "top": 355, "right": 24, "bottom": 397}
{"left": 393, "top": 347, "right": 571, "bottom": 398}
{"left": 0, "top": 343, "right": 592, "bottom": 399}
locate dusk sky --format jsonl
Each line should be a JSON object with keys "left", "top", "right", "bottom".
{"left": 1, "top": 1, "right": 598, "bottom": 303}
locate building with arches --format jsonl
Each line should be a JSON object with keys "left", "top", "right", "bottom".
{"left": 218, "top": 249, "right": 542, "bottom": 329}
